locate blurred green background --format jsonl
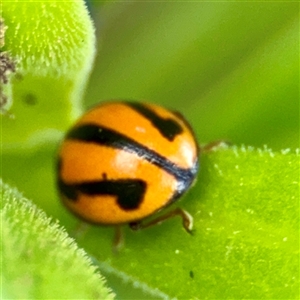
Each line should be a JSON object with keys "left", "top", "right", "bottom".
{"left": 3, "top": 2, "right": 299, "bottom": 194}
{"left": 85, "top": 1, "right": 299, "bottom": 151}
{"left": 2, "top": 1, "right": 299, "bottom": 299}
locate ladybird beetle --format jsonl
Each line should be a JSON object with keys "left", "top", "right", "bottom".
{"left": 57, "top": 101, "right": 199, "bottom": 248}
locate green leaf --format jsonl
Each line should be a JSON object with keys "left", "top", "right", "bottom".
{"left": 1, "top": 180, "right": 115, "bottom": 300}
{"left": 2, "top": 146, "right": 299, "bottom": 299}
{"left": 2, "top": 1, "right": 299, "bottom": 299}
{"left": 78, "top": 146, "right": 299, "bottom": 299}
{"left": 1, "top": 0, "right": 96, "bottom": 149}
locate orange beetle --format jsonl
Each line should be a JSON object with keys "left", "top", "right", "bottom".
{"left": 57, "top": 101, "right": 199, "bottom": 248}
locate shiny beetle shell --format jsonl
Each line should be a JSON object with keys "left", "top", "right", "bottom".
{"left": 57, "top": 101, "right": 199, "bottom": 225}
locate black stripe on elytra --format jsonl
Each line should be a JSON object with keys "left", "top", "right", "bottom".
{"left": 125, "top": 102, "right": 183, "bottom": 141}
{"left": 58, "top": 124, "right": 198, "bottom": 211}
{"left": 65, "top": 123, "right": 198, "bottom": 190}
{"left": 57, "top": 176, "right": 147, "bottom": 211}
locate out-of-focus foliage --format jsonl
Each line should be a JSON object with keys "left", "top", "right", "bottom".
{"left": 1, "top": 181, "right": 115, "bottom": 300}
{"left": 1, "top": 0, "right": 95, "bottom": 148}
{"left": 86, "top": 2, "right": 298, "bottom": 150}
{"left": 2, "top": 1, "right": 299, "bottom": 299}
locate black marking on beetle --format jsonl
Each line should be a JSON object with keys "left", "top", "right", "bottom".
{"left": 65, "top": 123, "right": 198, "bottom": 198}
{"left": 57, "top": 159, "right": 79, "bottom": 200}
{"left": 189, "top": 270, "right": 194, "bottom": 279}
{"left": 57, "top": 158, "right": 147, "bottom": 210}
{"left": 126, "top": 102, "right": 183, "bottom": 141}
{"left": 58, "top": 178, "right": 147, "bottom": 210}
{"left": 58, "top": 177, "right": 79, "bottom": 200}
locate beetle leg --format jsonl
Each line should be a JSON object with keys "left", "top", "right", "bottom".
{"left": 71, "top": 221, "right": 89, "bottom": 238}
{"left": 201, "top": 140, "right": 230, "bottom": 152}
{"left": 113, "top": 225, "right": 124, "bottom": 253}
{"left": 129, "top": 208, "right": 194, "bottom": 234}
